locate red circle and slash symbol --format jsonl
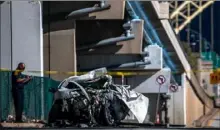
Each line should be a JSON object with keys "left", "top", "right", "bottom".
{"left": 156, "top": 75, "right": 166, "bottom": 86}
{"left": 170, "top": 84, "right": 178, "bottom": 92}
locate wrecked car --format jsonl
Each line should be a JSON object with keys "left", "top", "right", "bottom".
{"left": 48, "top": 68, "right": 149, "bottom": 127}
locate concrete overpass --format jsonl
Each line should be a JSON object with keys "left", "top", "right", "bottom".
{"left": 145, "top": 1, "right": 217, "bottom": 126}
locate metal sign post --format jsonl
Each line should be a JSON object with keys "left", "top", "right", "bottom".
{"left": 121, "top": 74, "right": 124, "bottom": 87}
{"left": 155, "top": 75, "right": 166, "bottom": 123}
{"left": 215, "top": 84, "right": 220, "bottom": 108}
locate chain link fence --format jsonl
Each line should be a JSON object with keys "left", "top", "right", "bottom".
{"left": 0, "top": 71, "right": 60, "bottom": 121}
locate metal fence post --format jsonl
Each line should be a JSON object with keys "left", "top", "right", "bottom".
{"left": 40, "top": 77, "right": 44, "bottom": 120}
{"left": 0, "top": 72, "right": 2, "bottom": 121}
{"left": 0, "top": 2, "right": 2, "bottom": 122}
{"left": 38, "top": 1, "right": 44, "bottom": 120}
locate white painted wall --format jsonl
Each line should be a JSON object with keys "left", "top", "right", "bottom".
{"left": 134, "top": 68, "right": 171, "bottom": 93}
{"left": 0, "top": 1, "right": 44, "bottom": 119}
{"left": 1, "top": 1, "right": 43, "bottom": 77}
{"left": 196, "top": 58, "right": 214, "bottom": 96}
{"left": 144, "top": 45, "right": 163, "bottom": 70}
{"left": 0, "top": 2, "right": 12, "bottom": 69}
{"left": 11, "top": 1, "right": 43, "bottom": 77}
{"left": 168, "top": 73, "right": 186, "bottom": 125}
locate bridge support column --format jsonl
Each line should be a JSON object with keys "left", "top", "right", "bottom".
{"left": 168, "top": 73, "right": 186, "bottom": 125}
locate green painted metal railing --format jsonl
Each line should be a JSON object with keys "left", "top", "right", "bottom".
{"left": 0, "top": 71, "right": 60, "bottom": 121}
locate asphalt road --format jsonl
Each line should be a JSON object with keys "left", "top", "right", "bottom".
{"left": 1, "top": 126, "right": 219, "bottom": 130}
{"left": 0, "top": 123, "right": 218, "bottom": 129}
{"left": 2, "top": 128, "right": 219, "bottom": 130}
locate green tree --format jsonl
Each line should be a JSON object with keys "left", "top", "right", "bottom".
{"left": 181, "top": 42, "right": 199, "bottom": 71}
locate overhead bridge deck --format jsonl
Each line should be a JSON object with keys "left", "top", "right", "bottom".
{"left": 143, "top": 1, "right": 218, "bottom": 126}
{"left": 146, "top": 1, "right": 214, "bottom": 108}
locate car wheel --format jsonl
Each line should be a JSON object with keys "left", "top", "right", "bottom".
{"left": 102, "top": 102, "right": 115, "bottom": 126}
{"left": 48, "top": 103, "right": 61, "bottom": 125}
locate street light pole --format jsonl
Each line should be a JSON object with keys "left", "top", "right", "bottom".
{"left": 211, "top": 4, "right": 214, "bottom": 55}
{"left": 199, "top": 1, "right": 202, "bottom": 55}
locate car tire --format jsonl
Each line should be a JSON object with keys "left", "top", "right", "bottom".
{"left": 48, "top": 103, "right": 61, "bottom": 125}
{"left": 102, "top": 102, "right": 115, "bottom": 126}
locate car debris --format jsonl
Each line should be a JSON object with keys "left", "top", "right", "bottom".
{"left": 4, "top": 114, "right": 46, "bottom": 124}
{"left": 48, "top": 68, "right": 149, "bottom": 127}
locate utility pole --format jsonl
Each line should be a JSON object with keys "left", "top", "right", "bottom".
{"left": 187, "top": 3, "right": 190, "bottom": 46}
{"left": 0, "top": 1, "right": 1, "bottom": 122}
{"left": 199, "top": 1, "right": 202, "bottom": 55}
{"left": 211, "top": 4, "right": 214, "bottom": 55}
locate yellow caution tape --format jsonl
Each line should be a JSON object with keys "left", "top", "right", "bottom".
{"left": 0, "top": 68, "right": 215, "bottom": 76}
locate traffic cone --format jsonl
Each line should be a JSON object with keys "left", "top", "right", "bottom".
{"left": 155, "top": 114, "right": 160, "bottom": 124}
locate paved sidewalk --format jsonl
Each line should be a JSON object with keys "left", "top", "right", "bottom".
{"left": 0, "top": 122, "right": 45, "bottom": 128}
{"left": 208, "top": 111, "right": 220, "bottom": 128}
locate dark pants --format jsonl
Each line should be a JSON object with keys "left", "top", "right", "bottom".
{"left": 12, "top": 89, "right": 24, "bottom": 122}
